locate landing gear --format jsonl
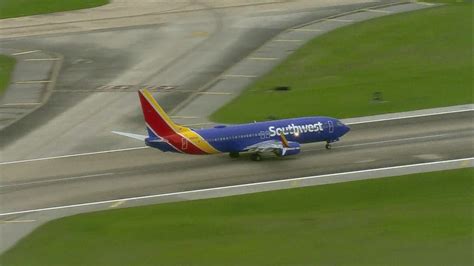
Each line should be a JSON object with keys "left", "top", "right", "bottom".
{"left": 250, "top": 153, "right": 262, "bottom": 161}
{"left": 229, "top": 152, "right": 240, "bottom": 158}
{"left": 325, "top": 142, "right": 332, "bottom": 150}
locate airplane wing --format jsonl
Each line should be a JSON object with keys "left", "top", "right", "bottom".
{"left": 244, "top": 140, "right": 285, "bottom": 153}
{"left": 244, "top": 135, "right": 301, "bottom": 156}
{"left": 111, "top": 131, "right": 147, "bottom": 141}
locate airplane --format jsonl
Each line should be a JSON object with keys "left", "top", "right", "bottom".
{"left": 113, "top": 89, "right": 350, "bottom": 161}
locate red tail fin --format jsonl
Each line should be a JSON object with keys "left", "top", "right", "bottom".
{"left": 137, "top": 89, "right": 219, "bottom": 155}
{"left": 138, "top": 89, "right": 181, "bottom": 138}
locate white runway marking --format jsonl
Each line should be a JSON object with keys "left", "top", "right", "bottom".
{"left": 291, "top": 28, "right": 322, "bottom": 32}
{"left": 364, "top": 9, "right": 392, "bottom": 13}
{"left": 248, "top": 57, "right": 279, "bottom": 60}
{"left": 339, "top": 134, "right": 451, "bottom": 148}
{"left": 109, "top": 200, "right": 126, "bottom": 208}
{"left": 0, "top": 147, "right": 148, "bottom": 165}
{"left": 417, "top": 2, "right": 435, "bottom": 6}
{"left": 415, "top": 154, "right": 443, "bottom": 161}
{"left": 0, "top": 173, "right": 114, "bottom": 188}
{"left": 0, "top": 220, "right": 36, "bottom": 224}
{"left": 356, "top": 159, "right": 376, "bottom": 164}
{"left": 0, "top": 158, "right": 471, "bottom": 217}
{"left": 15, "top": 80, "right": 52, "bottom": 84}
{"left": 11, "top": 50, "right": 40, "bottom": 56}
{"left": 326, "top": 18, "right": 353, "bottom": 23}
{"left": 344, "top": 108, "right": 473, "bottom": 125}
{"left": 224, "top": 74, "right": 257, "bottom": 78}
{"left": 273, "top": 39, "right": 303, "bottom": 42}
{"left": 198, "top": 92, "right": 232, "bottom": 95}
{"left": 184, "top": 122, "right": 215, "bottom": 127}
{"left": 24, "top": 58, "right": 60, "bottom": 61}
{"left": 170, "top": 116, "right": 199, "bottom": 119}
{"left": 2, "top": 102, "right": 40, "bottom": 106}
{"left": 302, "top": 133, "right": 453, "bottom": 153}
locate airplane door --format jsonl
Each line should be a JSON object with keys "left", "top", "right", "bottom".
{"left": 181, "top": 138, "right": 188, "bottom": 150}
{"left": 328, "top": 121, "right": 334, "bottom": 133}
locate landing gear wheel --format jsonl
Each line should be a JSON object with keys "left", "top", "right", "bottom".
{"left": 251, "top": 153, "right": 262, "bottom": 161}
{"left": 229, "top": 152, "right": 240, "bottom": 158}
{"left": 325, "top": 143, "right": 332, "bottom": 150}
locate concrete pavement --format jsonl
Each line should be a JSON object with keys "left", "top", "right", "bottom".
{"left": 0, "top": 48, "right": 62, "bottom": 131}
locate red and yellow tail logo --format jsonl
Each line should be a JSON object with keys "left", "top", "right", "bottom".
{"left": 138, "top": 89, "right": 219, "bottom": 155}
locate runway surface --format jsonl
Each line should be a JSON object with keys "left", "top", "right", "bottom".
{"left": 2, "top": 111, "right": 473, "bottom": 215}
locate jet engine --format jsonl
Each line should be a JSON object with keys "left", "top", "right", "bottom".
{"left": 276, "top": 141, "right": 301, "bottom": 157}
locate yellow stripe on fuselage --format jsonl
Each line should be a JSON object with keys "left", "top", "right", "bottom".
{"left": 280, "top": 133, "right": 289, "bottom": 147}
{"left": 180, "top": 130, "right": 220, "bottom": 154}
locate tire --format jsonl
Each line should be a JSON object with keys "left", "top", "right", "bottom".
{"left": 229, "top": 152, "right": 240, "bottom": 158}
{"left": 325, "top": 143, "right": 332, "bottom": 150}
{"left": 251, "top": 153, "right": 262, "bottom": 161}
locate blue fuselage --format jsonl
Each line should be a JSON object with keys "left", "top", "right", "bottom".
{"left": 192, "top": 116, "right": 350, "bottom": 153}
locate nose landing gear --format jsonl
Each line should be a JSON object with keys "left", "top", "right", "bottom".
{"left": 325, "top": 138, "right": 339, "bottom": 150}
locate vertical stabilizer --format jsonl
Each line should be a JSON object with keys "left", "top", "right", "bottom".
{"left": 137, "top": 89, "right": 219, "bottom": 154}
{"left": 138, "top": 89, "right": 183, "bottom": 138}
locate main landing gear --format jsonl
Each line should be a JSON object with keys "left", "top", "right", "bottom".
{"left": 229, "top": 152, "right": 240, "bottom": 158}
{"left": 229, "top": 152, "right": 262, "bottom": 161}
{"left": 250, "top": 153, "right": 262, "bottom": 161}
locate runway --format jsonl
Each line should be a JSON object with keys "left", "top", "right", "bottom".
{"left": 2, "top": 111, "right": 472, "bottom": 215}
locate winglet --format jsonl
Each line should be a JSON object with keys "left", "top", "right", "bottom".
{"left": 279, "top": 134, "right": 289, "bottom": 148}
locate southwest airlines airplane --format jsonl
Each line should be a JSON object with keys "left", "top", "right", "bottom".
{"left": 113, "top": 89, "right": 350, "bottom": 161}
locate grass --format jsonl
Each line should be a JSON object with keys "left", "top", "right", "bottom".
{"left": 211, "top": 2, "right": 473, "bottom": 123}
{"left": 1, "top": 168, "right": 472, "bottom": 266}
{"left": 0, "top": 0, "right": 109, "bottom": 19}
{"left": 0, "top": 55, "right": 16, "bottom": 96}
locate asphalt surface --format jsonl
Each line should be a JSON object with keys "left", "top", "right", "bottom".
{"left": 2, "top": 111, "right": 473, "bottom": 214}
{"left": 0, "top": 48, "right": 62, "bottom": 130}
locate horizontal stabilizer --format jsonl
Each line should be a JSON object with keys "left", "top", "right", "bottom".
{"left": 112, "top": 131, "right": 147, "bottom": 141}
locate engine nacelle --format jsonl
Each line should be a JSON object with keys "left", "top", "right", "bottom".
{"left": 276, "top": 141, "right": 301, "bottom": 157}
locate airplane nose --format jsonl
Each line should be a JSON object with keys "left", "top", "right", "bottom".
{"left": 342, "top": 124, "right": 350, "bottom": 135}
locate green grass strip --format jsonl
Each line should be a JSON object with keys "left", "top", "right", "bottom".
{"left": 0, "top": 55, "right": 16, "bottom": 96}
{"left": 211, "top": 3, "right": 473, "bottom": 123}
{"left": 0, "top": 0, "right": 109, "bottom": 19}
{"left": 1, "top": 168, "right": 472, "bottom": 266}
